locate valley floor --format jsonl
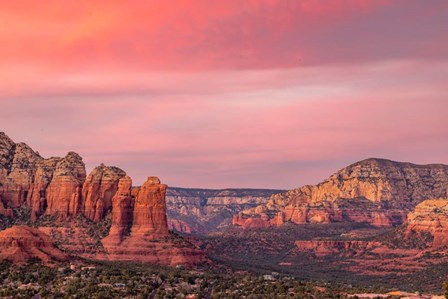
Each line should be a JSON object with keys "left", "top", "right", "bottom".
{"left": 197, "top": 223, "right": 448, "bottom": 294}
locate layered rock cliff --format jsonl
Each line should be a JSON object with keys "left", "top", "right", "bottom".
{"left": 235, "top": 159, "right": 448, "bottom": 228}
{"left": 0, "top": 132, "right": 88, "bottom": 220}
{"left": 102, "top": 177, "right": 204, "bottom": 265}
{"left": 405, "top": 199, "right": 448, "bottom": 248}
{"left": 104, "top": 175, "right": 134, "bottom": 242}
{"left": 0, "top": 132, "right": 204, "bottom": 266}
{"left": 166, "top": 188, "right": 283, "bottom": 233}
{"left": 44, "top": 152, "right": 86, "bottom": 220}
{"left": 82, "top": 164, "right": 126, "bottom": 222}
{"left": 1, "top": 133, "right": 44, "bottom": 209}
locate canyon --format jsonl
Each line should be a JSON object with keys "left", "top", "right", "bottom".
{"left": 166, "top": 187, "right": 283, "bottom": 233}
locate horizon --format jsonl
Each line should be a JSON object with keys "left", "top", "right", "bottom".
{"left": 2, "top": 1, "right": 447, "bottom": 189}
{"left": 2, "top": 129, "right": 446, "bottom": 190}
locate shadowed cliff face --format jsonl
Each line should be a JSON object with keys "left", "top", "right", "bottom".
{"left": 234, "top": 159, "right": 448, "bottom": 229}
{"left": 0, "top": 132, "right": 205, "bottom": 266}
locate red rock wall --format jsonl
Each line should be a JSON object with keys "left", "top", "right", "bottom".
{"left": 82, "top": 164, "right": 127, "bottom": 222}
{"left": 131, "top": 177, "right": 169, "bottom": 236}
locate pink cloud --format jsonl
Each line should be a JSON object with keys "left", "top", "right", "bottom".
{"left": 1, "top": 1, "right": 447, "bottom": 188}
{"left": 1, "top": 0, "right": 447, "bottom": 74}
{"left": 2, "top": 60, "right": 447, "bottom": 188}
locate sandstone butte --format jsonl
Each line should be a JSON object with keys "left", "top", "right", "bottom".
{"left": 233, "top": 158, "right": 448, "bottom": 229}
{"left": 0, "top": 132, "right": 204, "bottom": 266}
{"left": 102, "top": 176, "right": 204, "bottom": 265}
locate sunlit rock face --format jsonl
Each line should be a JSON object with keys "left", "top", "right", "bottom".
{"left": 0, "top": 132, "right": 206, "bottom": 266}
{"left": 235, "top": 159, "right": 448, "bottom": 228}
{"left": 44, "top": 152, "right": 86, "bottom": 220}
{"left": 405, "top": 199, "right": 448, "bottom": 248}
{"left": 131, "top": 176, "right": 169, "bottom": 236}
{"left": 102, "top": 176, "right": 205, "bottom": 266}
{"left": 0, "top": 132, "right": 87, "bottom": 220}
{"left": 82, "top": 164, "right": 127, "bottom": 222}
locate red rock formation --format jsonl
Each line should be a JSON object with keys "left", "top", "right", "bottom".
{"left": 131, "top": 177, "right": 169, "bottom": 236}
{"left": 405, "top": 199, "right": 448, "bottom": 248}
{"left": 0, "top": 225, "right": 68, "bottom": 264}
{"left": 102, "top": 177, "right": 205, "bottom": 266}
{"left": 82, "top": 164, "right": 127, "bottom": 222}
{"left": 28, "top": 157, "right": 61, "bottom": 220}
{"left": 0, "top": 138, "right": 43, "bottom": 208}
{"left": 0, "top": 133, "right": 87, "bottom": 220}
{"left": 232, "top": 212, "right": 271, "bottom": 229}
{"left": 103, "top": 176, "right": 134, "bottom": 244}
{"left": 295, "top": 240, "right": 382, "bottom": 257}
{"left": 237, "top": 158, "right": 448, "bottom": 229}
{"left": 235, "top": 199, "right": 407, "bottom": 229}
{"left": 45, "top": 152, "right": 86, "bottom": 220}
{"left": 169, "top": 220, "right": 191, "bottom": 234}
{"left": 0, "top": 132, "right": 205, "bottom": 266}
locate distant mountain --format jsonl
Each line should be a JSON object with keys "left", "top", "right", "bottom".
{"left": 233, "top": 158, "right": 448, "bottom": 228}
{"left": 166, "top": 187, "right": 285, "bottom": 233}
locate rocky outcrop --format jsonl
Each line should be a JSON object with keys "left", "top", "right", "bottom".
{"left": 44, "top": 152, "right": 86, "bottom": 220}
{"left": 0, "top": 132, "right": 205, "bottom": 266}
{"left": 232, "top": 212, "right": 272, "bottom": 229}
{"left": 295, "top": 240, "right": 382, "bottom": 257}
{"left": 0, "top": 132, "right": 87, "bottom": 220}
{"left": 168, "top": 219, "right": 196, "bottom": 234}
{"left": 132, "top": 177, "right": 169, "bottom": 236}
{"left": 272, "top": 159, "right": 448, "bottom": 206}
{"left": 28, "top": 157, "right": 62, "bottom": 220}
{"left": 234, "top": 197, "right": 407, "bottom": 229}
{"left": 82, "top": 164, "right": 126, "bottom": 222}
{"left": 102, "top": 177, "right": 205, "bottom": 266}
{"left": 237, "top": 159, "right": 448, "bottom": 228}
{"left": 0, "top": 225, "right": 68, "bottom": 264}
{"left": 0, "top": 135, "right": 43, "bottom": 209}
{"left": 166, "top": 188, "right": 282, "bottom": 233}
{"left": 103, "top": 176, "right": 134, "bottom": 243}
{"left": 405, "top": 199, "right": 448, "bottom": 248}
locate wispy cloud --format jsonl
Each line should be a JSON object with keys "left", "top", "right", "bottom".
{"left": 1, "top": 1, "right": 447, "bottom": 188}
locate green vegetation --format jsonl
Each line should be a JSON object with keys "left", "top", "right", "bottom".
{"left": 202, "top": 224, "right": 447, "bottom": 293}
{"left": 0, "top": 260, "right": 361, "bottom": 298}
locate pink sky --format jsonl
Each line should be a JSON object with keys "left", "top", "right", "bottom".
{"left": 1, "top": 1, "right": 447, "bottom": 189}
